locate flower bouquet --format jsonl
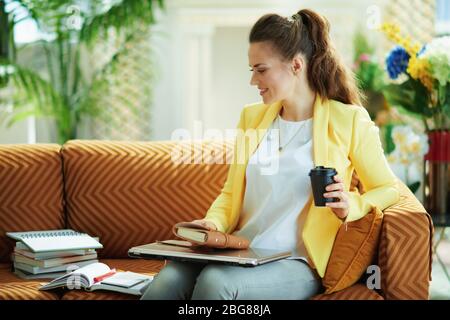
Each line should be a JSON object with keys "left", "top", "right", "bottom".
{"left": 380, "top": 23, "right": 449, "bottom": 131}
{"left": 380, "top": 23, "right": 449, "bottom": 219}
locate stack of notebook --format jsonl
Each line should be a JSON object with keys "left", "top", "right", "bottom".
{"left": 6, "top": 229, "right": 103, "bottom": 279}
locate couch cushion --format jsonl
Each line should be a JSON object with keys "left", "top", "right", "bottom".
{"left": 378, "top": 180, "right": 432, "bottom": 300}
{"left": 0, "top": 144, "right": 65, "bottom": 262}
{"left": 322, "top": 205, "right": 383, "bottom": 294}
{"left": 61, "top": 140, "right": 232, "bottom": 258}
{"left": 0, "top": 263, "right": 60, "bottom": 300}
{"left": 60, "top": 259, "right": 165, "bottom": 300}
{"left": 312, "top": 283, "right": 384, "bottom": 300}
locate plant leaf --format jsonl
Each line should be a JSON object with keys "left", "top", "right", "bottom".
{"left": 383, "top": 77, "right": 432, "bottom": 119}
{"left": 0, "top": 59, "right": 64, "bottom": 125}
{"left": 6, "top": 107, "right": 45, "bottom": 127}
{"left": 80, "top": 0, "right": 164, "bottom": 46}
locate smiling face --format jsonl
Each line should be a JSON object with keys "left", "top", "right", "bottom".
{"left": 248, "top": 41, "right": 299, "bottom": 104}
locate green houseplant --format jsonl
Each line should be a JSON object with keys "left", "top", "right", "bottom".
{"left": 351, "top": 29, "right": 399, "bottom": 156}
{"left": 0, "top": 0, "right": 164, "bottom": 144}
{"left": 352, "top": 29, "right": 386, "bottom": 119}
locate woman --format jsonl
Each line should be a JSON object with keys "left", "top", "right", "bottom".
{"left": 141, "top": 8, "right": 399, "bottom": 300}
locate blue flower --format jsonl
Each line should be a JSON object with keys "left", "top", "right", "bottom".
{"left": 385, "top": 46, "right": 410, "bottom": 79}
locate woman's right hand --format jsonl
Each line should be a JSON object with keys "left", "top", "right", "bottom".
{"left": 190, "top": 219, "right": 218, "bottom": 231}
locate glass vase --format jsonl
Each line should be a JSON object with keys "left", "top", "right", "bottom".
{"left": 423, "top": 129, "right": 450, "bottom": 225}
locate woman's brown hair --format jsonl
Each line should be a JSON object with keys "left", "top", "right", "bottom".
{"left": 249, "top": 9, "right": 362, "bottom": 106}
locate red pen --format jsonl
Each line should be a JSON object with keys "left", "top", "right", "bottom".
{"left": 94, "top": 268, "right": 116, "bottom": 283}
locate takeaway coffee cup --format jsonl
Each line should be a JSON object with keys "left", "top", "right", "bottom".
{"left": 309, "top": 166, "right": 339, "bottom": 207}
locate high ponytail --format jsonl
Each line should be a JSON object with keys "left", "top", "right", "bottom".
{"left": 249, "top": 9, "right": 362, "bottom": 106}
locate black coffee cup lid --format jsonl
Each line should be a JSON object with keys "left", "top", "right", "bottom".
{"left": 309, "top": 166, "right": 337, "bottom": 176}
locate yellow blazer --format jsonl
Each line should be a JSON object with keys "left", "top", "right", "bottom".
{"left": 204, "top": 95, "right": 400, "bottom": 277}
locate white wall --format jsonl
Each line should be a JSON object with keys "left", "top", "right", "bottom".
{"left": 0, "top": 120, "right": 29, "bottom": 144}
{"left": 149, "top": 0, "right": 388, "bottom": 142}
{"left": 0, "top": 117, "right": 55, "bottom": 144}
{"left": 210, "top": 26, "right": 259, "bottom": 131}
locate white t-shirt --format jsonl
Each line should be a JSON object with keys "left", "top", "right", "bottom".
{"left": 233, "top": 114, "right": 314, "bottom": 260}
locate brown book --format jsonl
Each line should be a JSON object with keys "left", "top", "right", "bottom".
{"left": 171, "top": 222, "right": 249, "bottom": 249}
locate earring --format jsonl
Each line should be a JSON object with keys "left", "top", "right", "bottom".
{"left": 293, "top": 67, "right": 299, "bottom": 75}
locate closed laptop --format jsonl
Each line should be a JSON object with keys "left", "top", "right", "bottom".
{"left": 128, "top": 241, "right": 291, "bottom": 267}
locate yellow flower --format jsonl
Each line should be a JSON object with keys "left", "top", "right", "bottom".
{"left": 380, "top": 23, "right": 420, "bottom": 57}
{"left": 380, "top": 23, "right": 400, "bottom": 36}
{"left": 408, "top": 57, "right": 433, "bottom": 91}
{"left": 380, "top": 22, "right": 434, "bottom": 91}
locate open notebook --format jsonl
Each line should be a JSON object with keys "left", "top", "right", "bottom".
{"left": 39, "top": 262, "right": 154, "bottom": 296}
{"left": 6, "top": 229, "right": 103, "bottom": 253}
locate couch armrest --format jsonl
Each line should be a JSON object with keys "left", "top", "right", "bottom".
{"left": 378, "top": 179, "right": 433, "bottom": 300}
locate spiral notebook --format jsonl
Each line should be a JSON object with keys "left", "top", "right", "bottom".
{"left": 6, "top": 229, "right": 103, "bottom": 253}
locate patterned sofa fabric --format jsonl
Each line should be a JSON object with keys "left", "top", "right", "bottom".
{"left": 61, "top": 140, "right": 234, "bottom": 258}
{"left": 0, "top": 144, "right": 65, "bottom": 262}
{"left": 0, "top": 263, "right": 60, "bottom": 300}
{"left": 0, "top": 141, "right": 432, "bottom": 300}
{"left": 378, "top": 180, "right": 433, "bottom": 300}
{"left": 312, "top": 283, "right": 384, "bottom": 300}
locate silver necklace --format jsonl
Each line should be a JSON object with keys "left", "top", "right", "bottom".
{"left": 277, "top": 115, "right": 308, "bottom": 153}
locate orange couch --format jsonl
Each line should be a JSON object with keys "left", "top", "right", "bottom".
{"left": 0, "top": 140, "right": 433, "bottom": 300}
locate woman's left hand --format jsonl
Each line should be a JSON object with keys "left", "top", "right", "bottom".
{"left": 323, "top": 175, "right": 349, "bottom": 221}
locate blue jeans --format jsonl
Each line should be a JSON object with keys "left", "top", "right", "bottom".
{"left": 140, "top": 259, "right": 322, "bottom": 300}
